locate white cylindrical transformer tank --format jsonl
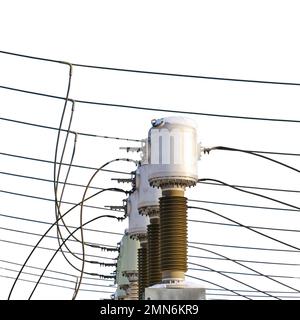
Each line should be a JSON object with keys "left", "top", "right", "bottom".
{"left": 148, "top": 117, "right": 199, "bottom": 188}
{"left": 136, "top": 165, "right": 161, "bottom": 214}
{"left": 127, "top": 191, "right": 149, "bottom": 237}
{"left": 121, "top": 234, "right": 140, "bottom": 275}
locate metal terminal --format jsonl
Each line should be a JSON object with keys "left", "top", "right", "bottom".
{"left": 120, "top": 146, "right": 142, "bottom": 153}
{"left": 159, "top": 190, "right": 187, "bottom": 283}
{"left": 111, "top": 178, "right": 133, "bottom": 183}
{"left": 104, "top": 205, "right": 125, "bottom": 212}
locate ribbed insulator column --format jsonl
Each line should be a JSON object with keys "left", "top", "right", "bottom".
{"left": 147, "top": 218, "right": 161, "bottom": 286}
{"left": 159, "top": 194, "right": 187, "bottom": 281}
{"left": 138, "top": 245, "right": 148, "bottom": 299}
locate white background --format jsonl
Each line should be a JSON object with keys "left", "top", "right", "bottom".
{"left": 0, "top": 0, "right": 300, "bottom": 300}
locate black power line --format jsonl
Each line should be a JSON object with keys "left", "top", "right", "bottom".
{"left": 198, "top": 180, "right": 300, "bottom": 194}
{"left": 0, "top": 238, "right": 116, "bottom": 261}
{"left": 0, "top": 189, "right": 125, "bottom": 212}
{"left": 1, "top": 84, "right": 300, "bottom": 124}
{"left": 7, "top": 186, "right": 126, "bottom": 299}
{"left": 188, "top": 262, "right": 297, "bottom": 280}
{"left": 188, "top": 199, "right": 298, "bottom": 212}
{"left": 189, "top": 206, "right": 300, "bottom": 252}
{"left": 0, "top": 226, "right": 118, "bottom": 251}
{"left": 188, "top": 252, "right": 300, "bottom": 267}
{"left": 188, "top": 218, "right": 300, "bottom": 236}
{"left": 27, "top": 214, "right": 124, "bottom": 300}
{"left": 2, "top": 116, "right": 299, "bottom": 157}
{"left": 0, "top": 151, "right": 132, "bottom": 175}
{"left": 0, "top": 212, "right": 123, "bottom": 236}
{"left": 0, "top": 265, "right": 114, "bottom": 288}
{"left": 0, "top": 258, "right": 115, "bottom": 282}
{"left": 198, "top": 178, "right": 300, "bottom": 211}
{"left": 188, "top": 246, "right": 300, "bottom": 294}
{"left": 0, "top": 274, "right": 114, "bottom": 295}
{"left": 205, "top": 146, "right": 300, "bottom": 173}
{"left": 2, "top": 49, "right": 300, "bottom": 87}
{"left": 0, "top": 116, "right": 140, "bottom": 142}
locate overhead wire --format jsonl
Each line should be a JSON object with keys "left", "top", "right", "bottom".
{"left": 188, "top": 245, "right": 300, "bottom": 295}
{"left": 0, "top": 274, "right": 115, "bottom": 295}
{"left": 0, "top": 189, "right": 126, "bottom": 212}
{"left": 188, "top": 262, "right": 297, "bottom": 280}
{"left": 188, "top": 206, "right": 300, "bottom": 252}
{"left": 204, "top": 146, "right": 300, "bottom": 174}
{"left": 2, "top": 49, "right": 300, "bottom": 87}
{"left": 0, "top": 265, "right": 115, "bottom": 288}
{"left": 188, "top": 252, "right": 300, "bottom": 267}
{"left": 198, "top": 180, "right": 300, "bottom": 194}
{"left": 2, "top": 49, "right": 300, "bottom": 299}
{"left": 27, "top": 213, "right": 125, "bottom": 300}
{"left": 0, "top": 258, "right": 115, "bottom": 282}
{"left": 52, "top": 103, "right": 82, "bottom": 277}
{"left": 0, "top": 226, "right": 118, "bottom": 251}
{"left": 2, "top": 168, "right": 300, "bottom": 196}
{"left": 188, "top": 217, "right": 300, "bottom": 236}
{"left": 0, "top": 238, "right": 116, "bottom": 261}
{"left": 7, "top": 186, "right": 127, "bottom": 300}
{"left": 0, "top": 151, "right": 132, "bottom": 175}
{"left": 2, "top": 84, "right": 300, "bottom": 124}
{"left": 196, "top": 177, "right": 300, "bottom": 211}
{"left": 189, "top": 240, "right": 300, "bottom": 253}
{"left": 74, "top": 157, "right": 137, "bottom": 299}
{"left": 0, "top": 212, "right": 123, "bottom": 236}
{"left": 188, "top": 198, "right": 298, "bottom": 212}
{"left": 0, "top": 116, "right": 140, "bottom": 142}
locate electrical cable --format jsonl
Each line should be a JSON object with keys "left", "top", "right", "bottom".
{"left": 27, "top": 214, "right": 125, "bottom": 300}
{"left": 0, "top": 189, "right": 126, "bottom": 212}
{"left": 0, "top": 212, "right": 123, "bottom": 236}
{"left": 0, "top": 238, "right": 116, "bottom": 261}
{"left": 0, "top": 116, "right": 140, "bottom": 142}
{"left": 3, "top": 116, "right": 300, "bottom": 158}
{"left": 0, "top": 170, "right": 107, "bottom": 191}
{"left": 188, "top": 245, "right": 300, "bottom": 294}
{"left": 52, "top": 109, "right": 82, "bottom": 275}
{"left": 0, "top": 266, "right": 115, "bottom": 288}
{"left": 3, "top": 170, "right": 300, "bottom": 196}
{"left": 0, "top": 151, "right": 132, "bottom": 175}
{"left": 2, "top": 84, "right": 300, "bottom": 124}
{"left": 188, "top": 217, "right": 300, "bottom": 236}
{"left": 7, "top": 187, "right": 127, "bottom": 300}
{"left": 0, "top": 259, "right": 114, "bottom": 282}
{"left": 197, "top": 177, "right": 300, "bottom": 212}
{"left": 189, "top": 240, "right": 299, "bottom": 253}
{"left": 188, "top": 198, "right": 298, "bottom": 212}
{"left": 188, "top": 262, "right": 298, "bottom": 280}
{"left": 188, "top": 252, "right": 300, "bottom": 267}
{"left": 204, "top": 146, "right": 300, "bottom": 174}
{"left": 188, "top": 206, "right": 300, "bottom": 252}
{"left": 74, "top": 158, "right": 137, "bottom": 300}
{"left": 2, "top": 49, "right": 300, "bottom": 87}
{"left": 0, "top": 274, "right": 115, "bottom": 295}
{"left": 0, "top": 226, "right": 118, "bottom": 251}
{"left": 185, "top": 274, "right": 247, "bottom": 300}
{"left": 198, "top": 180, "right": 300, "bottom": 194}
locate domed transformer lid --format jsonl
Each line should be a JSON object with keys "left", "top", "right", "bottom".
{"left": 148, "top": 116, "right": 199, "bottom": 188}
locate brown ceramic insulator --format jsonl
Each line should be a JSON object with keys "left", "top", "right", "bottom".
{"left": 138, "top": 246, "right": 148, "bottom": 300}
{"left": 147, "top": 222, "right": 162, "bottom": 286}
{"left": 159, "top": 196, "right": 187, "bottom": 275}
